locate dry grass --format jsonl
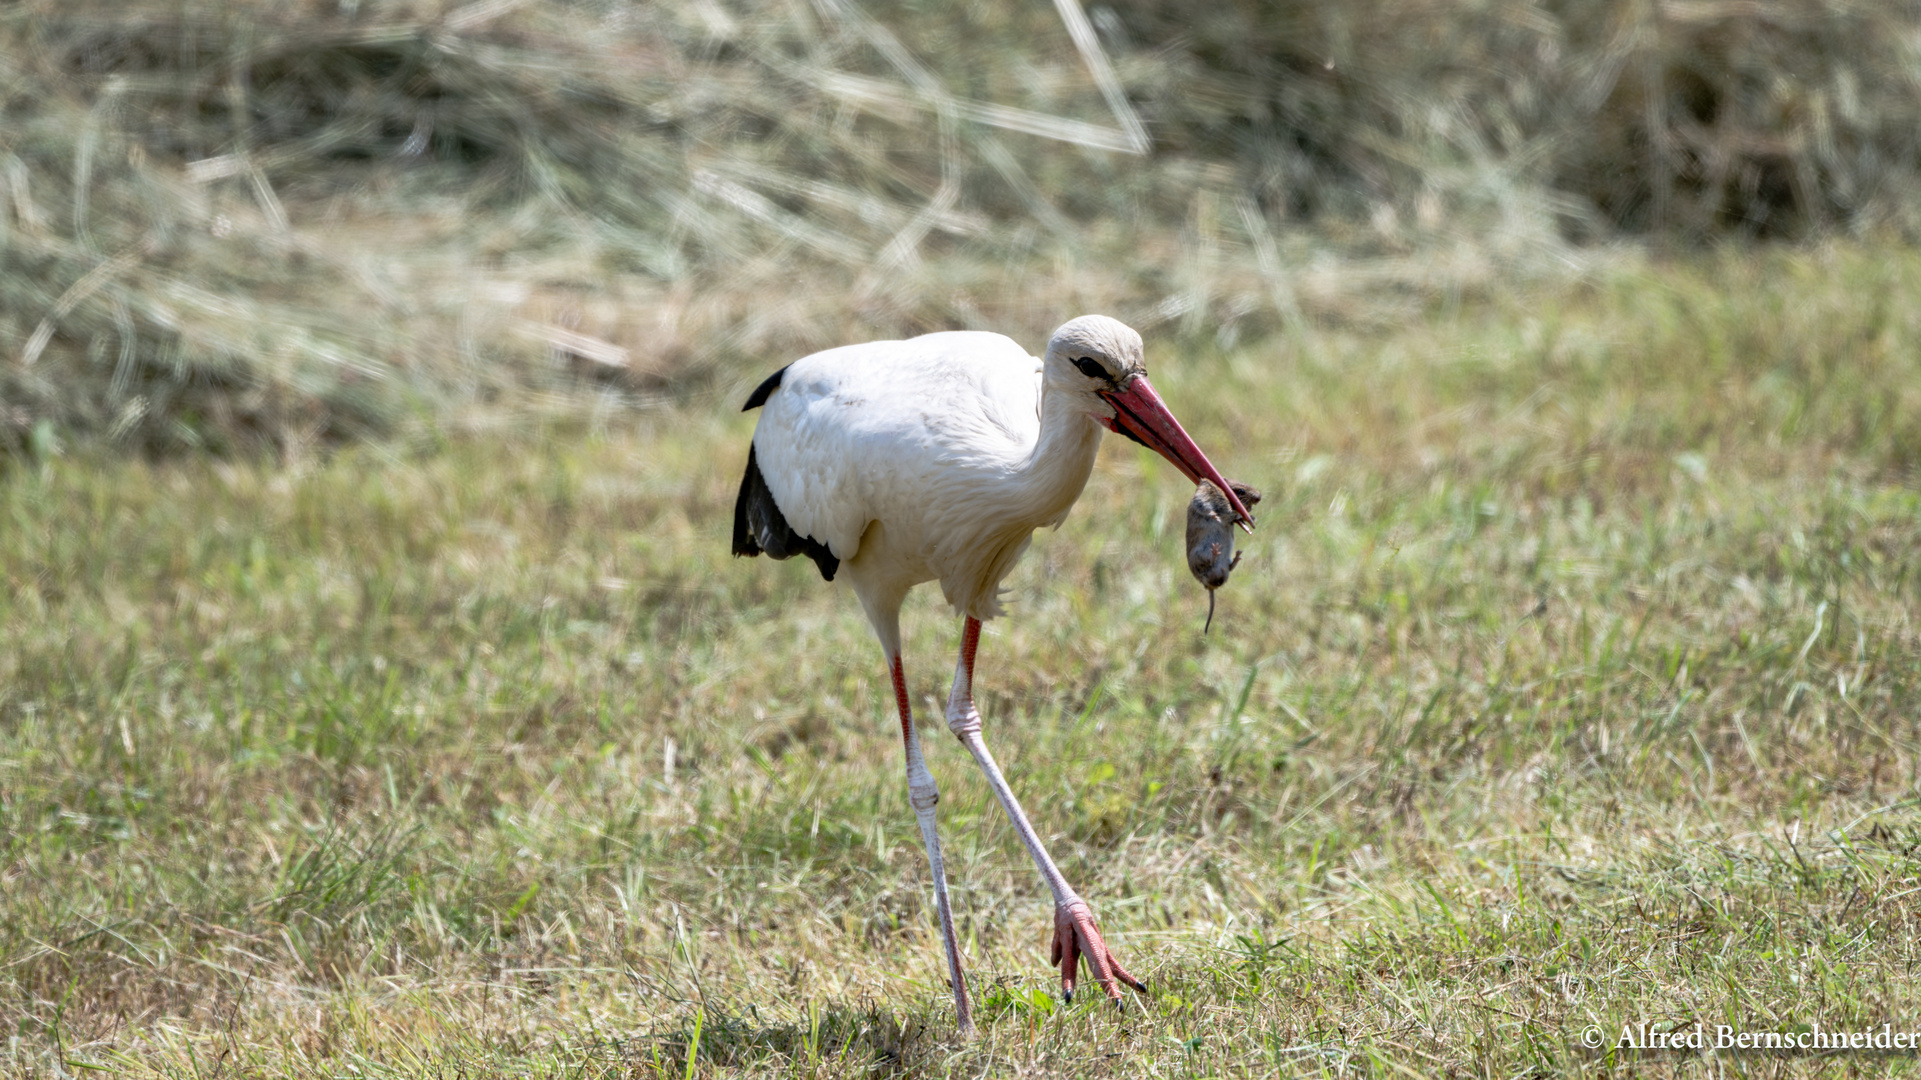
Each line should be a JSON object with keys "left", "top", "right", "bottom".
{"left": 9, "top": 1, "right": 1921, "bottom": 456}
{"left": 3, "top": 245, "right": 1920, "bottom": 1076}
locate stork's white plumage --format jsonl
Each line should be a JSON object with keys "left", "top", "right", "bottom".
{"left": 733, "top": 315, "right": 1252, "bottom": 1033}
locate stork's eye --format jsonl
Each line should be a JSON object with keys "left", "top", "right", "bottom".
{"left": 1073, "top": 356, "right": 1108, "bottom": 381}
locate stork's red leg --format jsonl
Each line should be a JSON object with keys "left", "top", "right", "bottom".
{"left": 889, "top": 651, "right": 975, "bottom": 1033}
{"left": 946, "top": 618, "right": 1148, "bottom": 1005}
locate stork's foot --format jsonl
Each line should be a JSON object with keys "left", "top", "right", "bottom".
{"left": 1050, "top": 899, "right": 1147, "bottom": 1005}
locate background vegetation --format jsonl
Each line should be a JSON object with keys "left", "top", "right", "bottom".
{"left": 4, "top": 0, "right": 1921, "bottom": 1076}
{"left": 6, "top": 0, "right": 1921, "bottom": 453}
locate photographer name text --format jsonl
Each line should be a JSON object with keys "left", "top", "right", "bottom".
{"left": 1582, "top": 1022, "right": 1920, "bottom": 1052}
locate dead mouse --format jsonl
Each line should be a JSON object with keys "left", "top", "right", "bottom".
{"left": 1187, "top": 479, "right": 1263, "bottom": 632}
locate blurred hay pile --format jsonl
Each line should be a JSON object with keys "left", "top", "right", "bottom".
{"left": 3, "top": 0, "right": 1919, "bottom": 456}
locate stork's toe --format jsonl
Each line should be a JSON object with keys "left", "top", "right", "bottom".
{"left": 1051, "top": 899, "right": 1146, "bottom": 1006}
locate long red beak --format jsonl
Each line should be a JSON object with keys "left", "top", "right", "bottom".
{"left": 1100, "top": 375, "right": 1255, "bottom": 529}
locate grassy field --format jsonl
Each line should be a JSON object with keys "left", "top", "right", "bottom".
{"left": 4, "top": 244, "right": 1921, "bottom": 1077}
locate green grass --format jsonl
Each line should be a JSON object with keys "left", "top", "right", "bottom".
{"left": 4, "top": 245, "right": 1921, "bottom": 1077}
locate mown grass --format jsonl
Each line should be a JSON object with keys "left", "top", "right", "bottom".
{"left": 13, "top": 0, "right": 1921, "bottom": 456}
{"left": 4, "top": 244, "right": 1921, "bottom": 1077}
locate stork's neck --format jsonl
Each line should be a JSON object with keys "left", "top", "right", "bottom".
{"left": 1018, "top": 382, "right": 1105, "bottom": 526}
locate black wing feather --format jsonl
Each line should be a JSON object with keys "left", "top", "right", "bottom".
{"left": 742, "top": 365, "right": 790, "bottom": 411}
{"left": 732, "top": 424, "right": 839, "bottom": 582}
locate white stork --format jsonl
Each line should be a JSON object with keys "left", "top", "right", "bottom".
{"left": 731, "top": 315, "right": 1253, "bottom": 1032}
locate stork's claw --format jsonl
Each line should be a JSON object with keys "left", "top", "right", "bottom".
{"left": 1050, "top": 899, "right": 1146, "bottom": 1005}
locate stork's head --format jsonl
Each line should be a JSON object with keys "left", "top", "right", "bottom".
{"left": 1044, "top": 315, "right": 1256, "bottom": 529}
